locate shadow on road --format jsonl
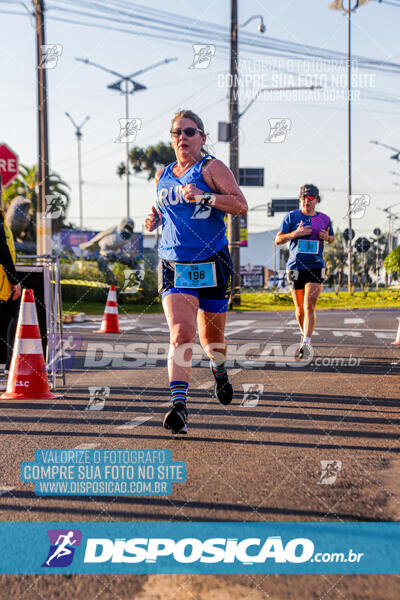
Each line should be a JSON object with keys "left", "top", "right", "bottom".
{"left": 1, "top": 490, "right": 393, "bottom": 522}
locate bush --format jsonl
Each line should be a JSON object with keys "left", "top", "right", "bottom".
{"left": 60, "top": 260, "right": 107, "bottom": 283}
{"left": 59, "top": 259, "right": 160, "bottom": 305}
{"left": 61, "top": 282, "right": 109, "bottom": 303}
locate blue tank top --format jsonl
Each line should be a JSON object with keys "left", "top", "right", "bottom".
{"left": 156, "top": 154, "right": 228, "bottom": 261}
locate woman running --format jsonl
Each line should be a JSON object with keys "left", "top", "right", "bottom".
{"left": 145, "top": 110, "right": 248, "bottom": 434}
{"left": 275, "top": 184, "right": 334, "bottom": 360}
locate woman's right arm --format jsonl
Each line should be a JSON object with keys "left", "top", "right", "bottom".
{"left": 275, "top": 220, "right": 312, "bottom": 245}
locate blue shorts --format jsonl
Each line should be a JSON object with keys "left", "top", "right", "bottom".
{"left": 158, "top": 245, "right": 232, "bottom": 313}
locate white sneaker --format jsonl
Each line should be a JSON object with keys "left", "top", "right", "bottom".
{"left": 295, "top": 343, "right": 312, "bottom": 362}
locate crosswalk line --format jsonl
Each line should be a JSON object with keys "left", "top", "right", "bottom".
{"left": 344, "top": 318, "right": 365, "bottom": 324}
{"left": 333, "top": 331, "right": 362, "bottom": 337}
{"left": 226, "top": 320, "right": 256, "bottom": 327}
{"left": 374, "top": 332, "right": 395, "bottom": 339}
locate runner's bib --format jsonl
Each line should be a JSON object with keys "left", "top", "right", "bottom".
{"left": 297, "top": 239, "right": 319, "bottom": 254}
{"left": 174, "top": 262, "right": 217, "bottom": 288}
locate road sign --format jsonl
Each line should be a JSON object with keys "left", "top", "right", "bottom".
{"left": 239, "top": 214, "right": 247, "bottom": 247}
{"left": 355, "top": 237, "right": 371, "bottom": 253}
{"left": 271, "top": 198, "right": 299, "bottom": 213}
{"left": 218, "top": 122, "right": 231, "bottom": 142}
{"left": 0, "top": 143, "right": 18, "bottom": 188}
{"left": 239, "top": 168, "right": 264, "bottom": 187}
{"left": 240, "top": 265, "right": 264, "bottom": 287}
{"left": 343, "top": 228, "right": 355, "bottom": 242}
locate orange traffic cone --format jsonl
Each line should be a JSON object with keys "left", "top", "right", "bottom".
{"left": 95, "top": 285, "right": 121, "bottom": 333}
{"left": 1, "top": 289, "right": 58, "bottom": 400}
{"left": 392, "top": 319, "right": 400, "bottom": 345}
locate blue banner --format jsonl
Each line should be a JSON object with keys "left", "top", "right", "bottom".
{"left": 0, "top": 522, "right": 398, "bottom": 574}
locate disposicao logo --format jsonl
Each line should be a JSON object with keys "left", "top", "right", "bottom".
{"left": 42, "top": 529, "right": 82, "bottom": 567}
{"left": 83, "top": 536, "right": 314, "bottom": 564}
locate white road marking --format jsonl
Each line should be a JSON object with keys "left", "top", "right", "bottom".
{"left": 374, "top": 332, "right": 396, "bottom": 339}
{"left": 0, "top": 487, "right": 15, "bottom": 496}
{"left": 142, "top": 327, "right": 169, "bottom": 333}
{"left": 332, "top": 331, "right": 362, "bottom": 337}
{"left": 117, "top": 416, "right": 152, "bottom": 429}
{"left": 74, "top": 443, "right": 100, "bottom": 449}
{"left": 344, "top": 318, "right": 365, "bottom": 324}
{"left": 65, "top": 318, "right": 137, "bottom": 330}
{"left": 225, "top": 327, "right": 252, "bottom": 338}
{"left": 226, "top": 320, "right": 256, "bottom": 327}
{"left": 197, "top": 368, "right": 242, "bottom": 389}
{"left": 117, "top": 401, "right": 171, "bottom": 429}
{"left": 252, "top": 328, "right": 284, "bottom": 334}
{"left": 197, "top": 382, "right": 213, "bottom": 389}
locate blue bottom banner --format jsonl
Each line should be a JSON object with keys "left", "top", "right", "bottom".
{"left": 0, "top": 522, "right": 398, "bottom": 574}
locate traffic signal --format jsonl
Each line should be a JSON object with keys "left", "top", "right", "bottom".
{"left": 343, "top": 228, "right": 355, "bottom": 243}
{"left": 267, "top": 202, "right": 274, "bottom": 217}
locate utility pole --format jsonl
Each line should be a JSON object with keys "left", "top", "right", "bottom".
{"left": 347, "top": 2, "right": 353, "bottom": 292}
{"left": 34, "top": 0, "right": 51, "bottom": 255}
{"left": 65, "top": 112, "right": 90, "bottom": 231}
{"left": 228, "top": 0, "right": 240, "bottom": 307}
{"left": 226, "top": 8, "right": 266, "bottom": 308}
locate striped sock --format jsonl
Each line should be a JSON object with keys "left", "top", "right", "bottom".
{"left": 211, "top": 360, "right": 226, "bottom": 379}
{"left": 170, "top": 380, "right": 188, "bottom": 408}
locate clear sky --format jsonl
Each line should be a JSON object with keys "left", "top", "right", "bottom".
{"left": 1, "top": 0, "right": 400, "bottom": 239}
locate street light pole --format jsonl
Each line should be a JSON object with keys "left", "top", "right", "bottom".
{"left": 329, "top": 0, "right": 371, "bottom": 292}
{"left": 228, "top": 0, "right": 240, "bottom": 307}
{"left": 76, "top": 57, "right": 177, "bottom": 220}
{"left": 124, "top": 80, "right": 130, "bottom": 218}
{"left": 65, "top": 112, "right": 90, "bottom": 231}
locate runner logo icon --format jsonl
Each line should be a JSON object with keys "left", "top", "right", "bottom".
{"left": 42, "top": 529, "right": 82, "bottom": 567}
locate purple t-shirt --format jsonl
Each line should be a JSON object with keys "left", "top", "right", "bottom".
{"left": 279, "top": 209, "right": 333, "bottom": 270}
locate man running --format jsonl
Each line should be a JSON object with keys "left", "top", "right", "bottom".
{"left": 275, "top": 184, "right": 334, "bottom": 360}
{"left": 145, "top": 110, "right": 247, "bottom": 434}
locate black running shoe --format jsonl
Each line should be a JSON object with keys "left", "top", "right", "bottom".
{"left": 163, "top": 402, "right": 188, "bottom": 434}
{"left": 210, "top": 362, "right": 233, "bottom": 405}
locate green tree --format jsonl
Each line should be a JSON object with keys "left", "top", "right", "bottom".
{"left": 324, "top": 229, "right": 347, "bottom": 287}
{"left": 117, "top": 142, "right": 176, "bottom": 181}
{"left": 383, "top": 246, "right": 400, "bottom": 279}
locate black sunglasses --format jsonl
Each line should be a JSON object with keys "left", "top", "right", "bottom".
{"left": 170, "top": 127, "right": 203, "bottom": 138}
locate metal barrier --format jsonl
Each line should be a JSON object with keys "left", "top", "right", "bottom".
{"left": 16, "top": 255, "right": 65, "bottom": 389}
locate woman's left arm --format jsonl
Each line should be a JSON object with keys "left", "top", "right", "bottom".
{"left": 183, "top": 159, "right": 248, "bottom": 215}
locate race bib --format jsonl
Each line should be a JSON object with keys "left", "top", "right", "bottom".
{"left": 174, "top": 262, "right": 217, "bottom": 288}
{"left": 297, "top": 239, "right": 319, "bottom": 254}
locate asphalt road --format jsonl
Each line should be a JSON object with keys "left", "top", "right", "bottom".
{"left": 1, "top": 308, "right": 399, "bottom": 599}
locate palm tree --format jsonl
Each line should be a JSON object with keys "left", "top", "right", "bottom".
{"left": 117, "top": 142, "right": 176, "bottom": 181}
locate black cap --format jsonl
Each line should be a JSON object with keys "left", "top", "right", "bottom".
{"left": 300, "top": 184, "right": 319, "bottom": 199}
